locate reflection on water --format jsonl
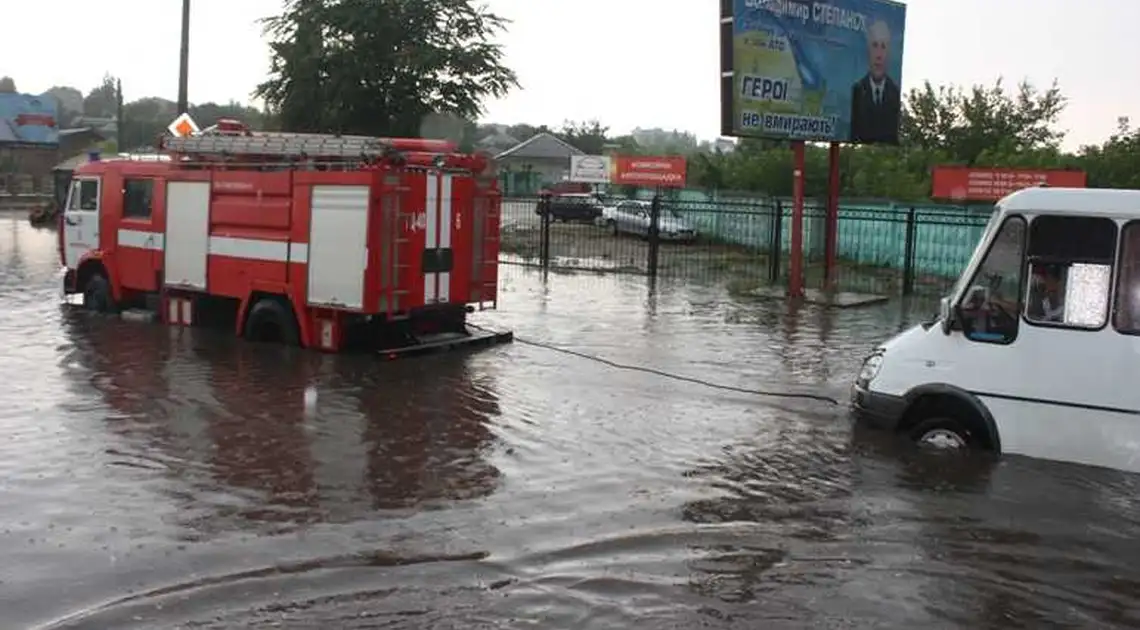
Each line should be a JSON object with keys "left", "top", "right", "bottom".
{"left": 1, "top": 214, "right": 1138, "bottom": 629}
{"left": 62, "top": 312, "right": 503, "bottom": 537}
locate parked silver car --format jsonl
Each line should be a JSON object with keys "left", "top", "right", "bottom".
{"left": 598, "top": 200, "right": 698, "bottom": 243}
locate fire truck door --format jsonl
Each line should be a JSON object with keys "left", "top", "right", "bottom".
{"left": 163, "top": 181, "right": 211, "bottom": 290}
{"left": 62, "top": 177, "right": 101, "bottom": 270}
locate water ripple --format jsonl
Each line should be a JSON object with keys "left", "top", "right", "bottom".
{"left": 0, "top": 214, "right": 1138, "bottom": 629}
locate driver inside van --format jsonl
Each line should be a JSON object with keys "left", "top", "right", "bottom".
{"left": 1026, "top": 262, "right": 1066, "bottom": 322}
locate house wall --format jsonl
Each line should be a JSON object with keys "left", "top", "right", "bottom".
{"left": 0, "top": 130, "right": 103, "bottom": 196}
{"left": 0, "top": 145, "right": 58, "bottom": 195}
{"left": 498, "top": 157, "right": 570, "bottom": 195}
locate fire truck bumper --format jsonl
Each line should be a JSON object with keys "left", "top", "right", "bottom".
{"left": 63, "top": 269, "right": 77, "bottom": 294}
{"left": 380, "top": 325, "right": 513, "bottom": 360}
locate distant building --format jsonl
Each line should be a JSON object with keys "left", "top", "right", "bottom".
{"left": 495, "top": 132, "right": 584, "bottom": 196}
{"left": 475, "top": 125, "right": 520, "bottom": 154}
{"left": 70, "top": 116, "right": 118, "bottom": 139}
{"left": 0, "top": 126, "right": 106, "bottom": 198}
{"left": 712, "top": 138, "right": 737, "bottom": 153}
{"left": 0, "top": 92, "right": 67, "bottom": 197}
{"left": 631, "top": 127, "right": 699, "bottom": 153}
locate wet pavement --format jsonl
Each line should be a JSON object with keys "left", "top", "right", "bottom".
{"left": 2, "top": 211, "right": 1139, "bottom": 629}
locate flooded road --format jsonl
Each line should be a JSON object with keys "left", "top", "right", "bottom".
{"left": 2, "top": 212, "right": 1139, "bottom": 629}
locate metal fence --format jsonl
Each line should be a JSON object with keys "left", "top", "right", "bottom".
{"left": 499, "top": 195, "right": 991, "bottom": 297}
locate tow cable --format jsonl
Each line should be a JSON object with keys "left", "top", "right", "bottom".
{"left": 467, "top": 323, "right": 842, "bottom": 406}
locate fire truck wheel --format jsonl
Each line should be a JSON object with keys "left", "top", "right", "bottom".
{"left": 243, "top": 297, "right": 300, "bottom": 347}
{"left": 83, "top": 273, "right": 116, "bottom": 313}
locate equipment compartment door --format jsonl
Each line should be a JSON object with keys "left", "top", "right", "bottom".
{"left": 308, "top": 185, "right": 369, "bottom": 309}
{"left": 164, "top": 181, "right": 210, "bottom": 290}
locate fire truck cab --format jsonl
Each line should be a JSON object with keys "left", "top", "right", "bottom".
{"left": 59, "top": 117, "right": 511, "bottom": 356}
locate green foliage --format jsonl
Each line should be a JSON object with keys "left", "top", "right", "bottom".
{"left": 255, "top": 0, "right": 518, "bottom": 137}
{"left": 41, "top": 72, "right": 268, "bottom": 151}
{"left": 24, "top": 62, "right": 1140, "bottom": 205}
{"left": 678, "top": 78, "right": 1133, "bottom": 201}
{"left": 558, "top": 120, "right": 610, "bottom": 155}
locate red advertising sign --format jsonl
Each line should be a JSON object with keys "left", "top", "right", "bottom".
{"left": 612, "top": 155, "right": 687, "bottom": 188}
{"left": 931, "top": 166, "right": 1087, "bottom": 202}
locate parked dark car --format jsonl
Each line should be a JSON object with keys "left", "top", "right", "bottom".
{"left": 535, "top": 193, "right": 604, "bottom": 223}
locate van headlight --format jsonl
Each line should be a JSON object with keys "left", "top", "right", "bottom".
{"left": 856, "top": 351, "right": 883, "bottom": 387}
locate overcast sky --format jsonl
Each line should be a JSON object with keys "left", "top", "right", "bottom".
{"left": 3, "top": 0, "right": 1135, "bottom": 149}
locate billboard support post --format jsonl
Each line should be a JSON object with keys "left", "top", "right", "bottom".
{"left": 789, "top": 141, "right": 806, "bottom": 298}
{"left": 824, "top": 142, "right": 841, "bottom": 290}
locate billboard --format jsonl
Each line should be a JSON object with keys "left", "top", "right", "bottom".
{"left": 612, "top": 156, "right": 687, "bottom": 188}
{"left": 931, "top": 166, "right": 1088, "bottom": 202}
{"left": 0, "top": 93, "right": 60, "bottom": 145}
{"left": 720, "top": 0, "right": 907, "bottom": 144}
{"left": 568, "top": 155, "right": 612, "bottom": 183}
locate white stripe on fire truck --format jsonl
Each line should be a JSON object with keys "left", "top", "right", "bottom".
{"left": 437, "top": 174, "right": 452, "bottom": 302}
{"left": 119, "top": 228, "right": 164, "bottom": 251}
{"left": 117, "top": 228, "right": 309, "bottom": 264}
{"left": 424, "top": 174, "right": 439, "bottom": 302}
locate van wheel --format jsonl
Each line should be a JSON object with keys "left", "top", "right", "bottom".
{"left": 908, "top": 416, "right": 974, "bottom": 451}
{"left": 243, "top": 297, "right": 300, "bottom": 346}
{"left": 83, "top": 273, "right": 116, "bottom": 313}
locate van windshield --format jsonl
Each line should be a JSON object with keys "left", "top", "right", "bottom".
{"left": 950, "top": 207, "right": 1002, "bottom": 299}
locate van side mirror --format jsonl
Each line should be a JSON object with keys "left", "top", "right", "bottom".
{"left": 939, "top": 293, "right": 966, "bottom": 334}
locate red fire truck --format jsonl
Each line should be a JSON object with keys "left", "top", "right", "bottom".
{"left": 58, "top": 117, "right": 512, "bottom": 356}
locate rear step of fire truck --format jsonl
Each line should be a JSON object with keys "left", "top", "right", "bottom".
{"left": 380, "top": 328, "right": 513, "bottom": 360}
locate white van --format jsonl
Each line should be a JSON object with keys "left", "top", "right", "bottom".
{"left": 851, "top": 187, "right": 1140, "bottom": 473}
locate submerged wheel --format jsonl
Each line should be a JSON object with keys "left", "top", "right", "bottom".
{"left": 243, "top": 298, "right": 300, "bottom": 346}
{"left": 908, "top": 416, "right": 976, "bottom": 452}
{"left": 82, "top": 273, "right": 116, "bottom": 313}
{"left": 607, "top": 219, "right": 617, "bottom": 236}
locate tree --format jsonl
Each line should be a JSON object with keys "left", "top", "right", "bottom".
{"left": 557, "top": 119, "right": 609, "bottom": 154}
{"left": 0, "top": 77, "right": 16, "bottom": 93}
{"left": 1079, "top": 117, "right": 1140, "bottom": 189}
{"left": 672, "top": 77, "right": 1102, "bottom": 201}
{"left": 83, "top": 74, "right": 119, "bottom": 118}
{"left": 45, "top": 86, "right": 84, "bottom": 126}
{"left": 256, "top": 0, "right": 518, "bottom": 137}
{"left": 902, "top": 78, "right": 1065, "bottom": 165}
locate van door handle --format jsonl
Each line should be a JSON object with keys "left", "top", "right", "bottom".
{"left": 64, "top": 216, "right": 79, "bottom": 226}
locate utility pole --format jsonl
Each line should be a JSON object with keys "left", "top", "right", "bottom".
{"left": 115, "top": 78, "right": 124, "bottom": 150}
{"left": 177, "top": 0, "right": 190, "bottom": 114}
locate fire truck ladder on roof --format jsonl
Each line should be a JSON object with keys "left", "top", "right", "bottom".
{"left": 162, "top": 132, "right": 395, "bottom": 161}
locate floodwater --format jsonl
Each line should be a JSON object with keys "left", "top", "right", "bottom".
{"left": 1, "top": 211, "right": 1139, "bottom": 629}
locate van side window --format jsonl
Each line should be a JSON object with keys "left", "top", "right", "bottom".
{"left": 957, "top": 215, "right": 1026, "bottom": 344}
{"left": 1113, "top": 222, "right": 1140, "bottom": 333}
{"left": 123, "top": 179, "right": 154, "bottom": 219}
{"left": 1024, "top": 216, "right": 1116, "bottom": 329}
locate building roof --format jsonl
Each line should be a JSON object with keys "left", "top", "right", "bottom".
{"left": 495, "top": 132, "right": 583, "bottom": 160}
{"left": 60, "top": 127, "right": 104, "bottom": 138}
{"left": 476, "top": 130, "right": 520, "bottom": 152}
{"left": 54, "top": 153, "right": 93, "bottom": 171}
{"left": 0, "top": 119, "right": 19, "bottom": 143}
